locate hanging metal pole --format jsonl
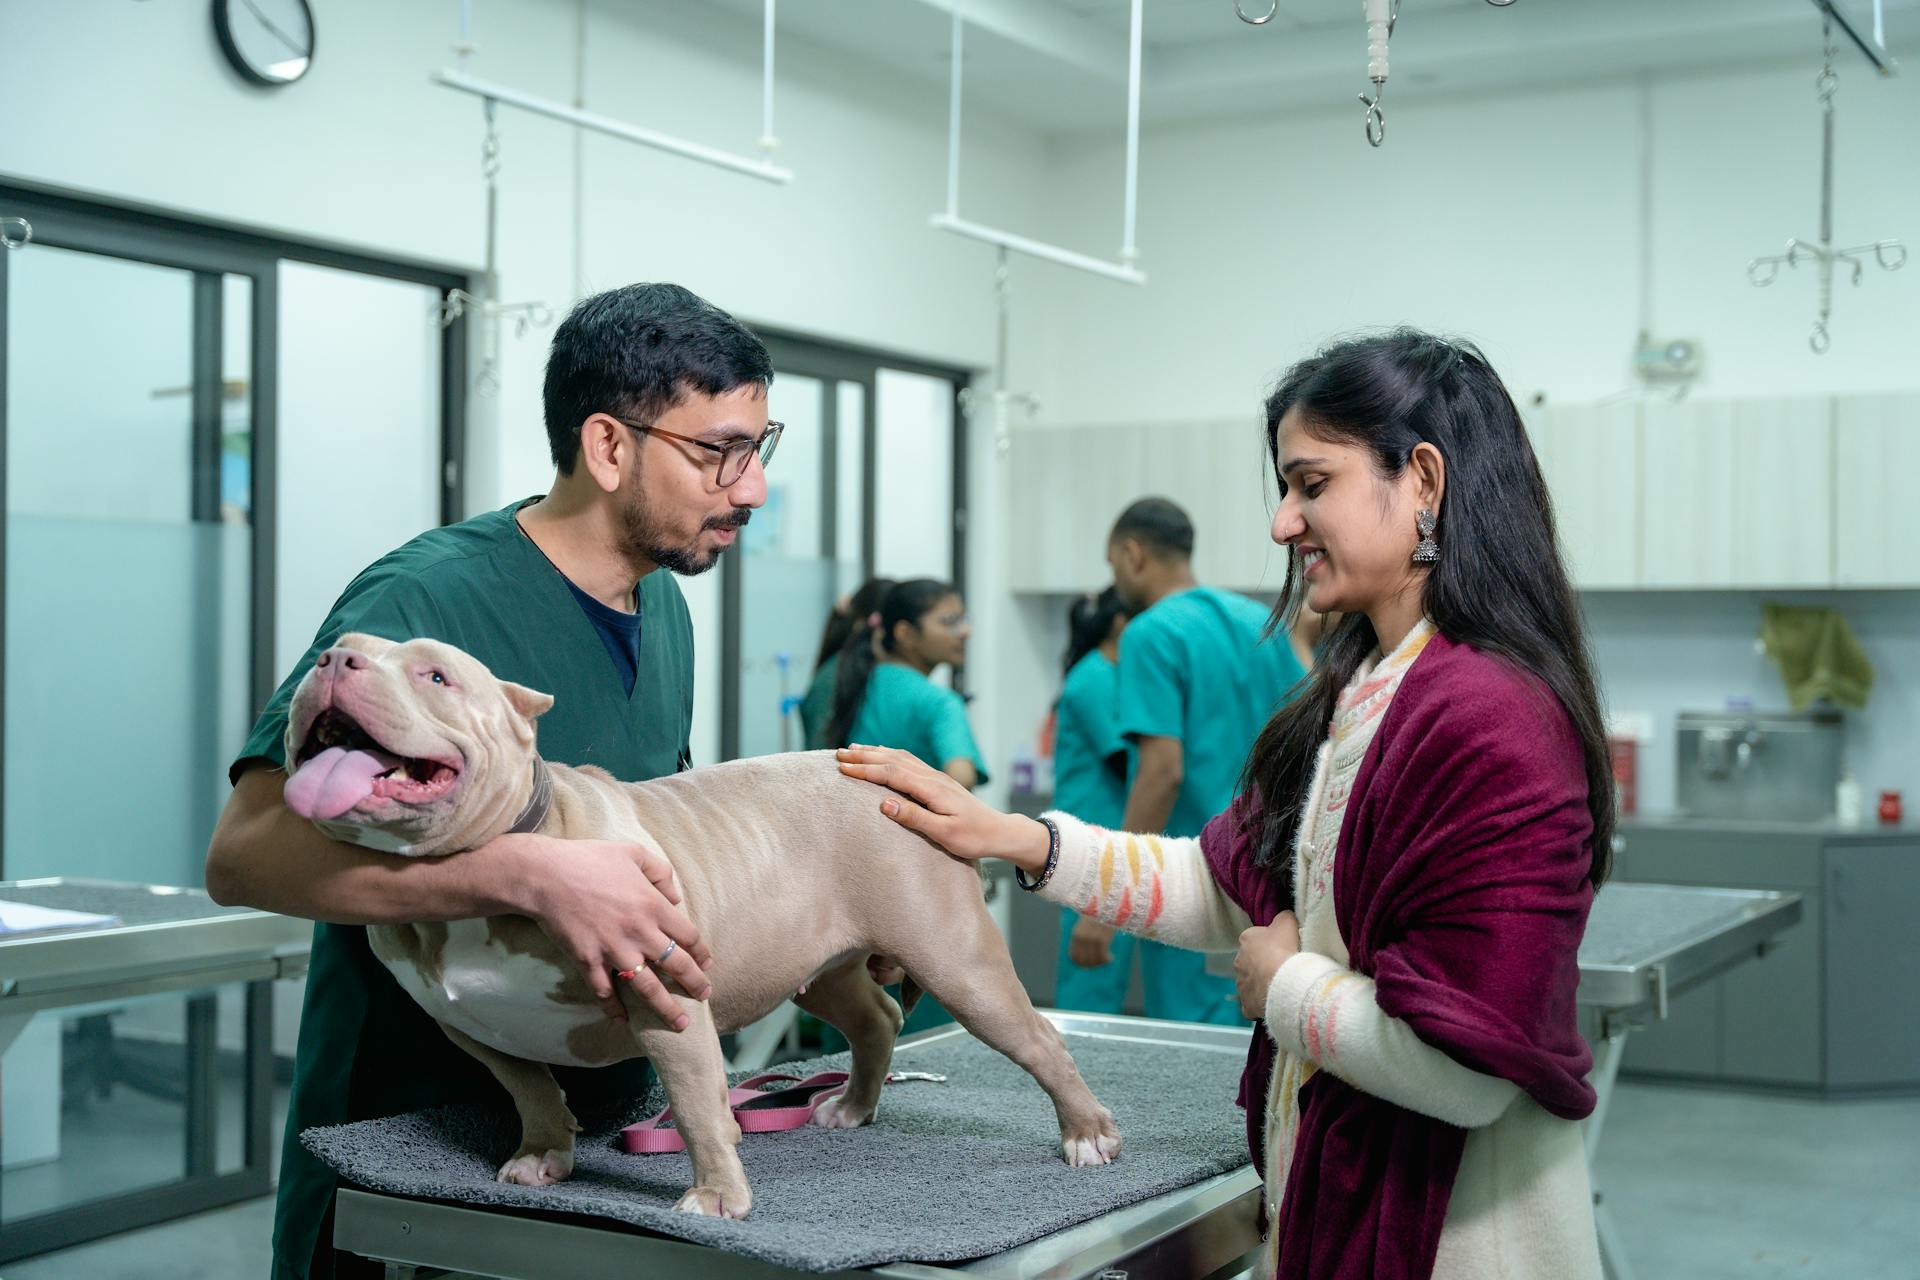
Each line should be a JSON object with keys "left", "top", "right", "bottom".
{"left": 1120, "top": 0, "right": 1143, "bottom": 265}
{"left": 760, "top": 0, "right": 780, "bottom": 153}
{"left": 946, "top": 4, "right": 964, "bottom": 221}
{"left": 1745, "top": 15, "right": 1906, "bottom": 353}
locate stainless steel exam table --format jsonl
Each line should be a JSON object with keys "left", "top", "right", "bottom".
{"left": 0, "top": 877, "right": 312, "bottom": 1262}
{"left": 332, "top": 880, "right": 1801, "bottom": 1280}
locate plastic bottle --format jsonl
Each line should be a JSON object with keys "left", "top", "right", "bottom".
{"left": 1835, "top": 770, "right": 1863, "bottom": 828}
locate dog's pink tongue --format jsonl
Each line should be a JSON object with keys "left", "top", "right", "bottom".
{"left": 285, "top": 747, "right": 389, "bottom": 821}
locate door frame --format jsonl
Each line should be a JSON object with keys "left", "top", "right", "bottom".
{"left": 717, "top": 329, "right": 971, "bottom": 761}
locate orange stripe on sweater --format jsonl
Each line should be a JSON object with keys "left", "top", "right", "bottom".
{"left": 1124, "top": 836, "right": 1142, "bottom": 885}
{"left": 1114, "top": 886, "right": 1135, "bottom": 928}
{"left": 1143, "top": 874, "right": 1164, "bottom": 931}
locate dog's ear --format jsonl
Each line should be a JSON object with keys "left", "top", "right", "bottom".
{"left": 501, "top": 681, "right": 555, "bottom": 723}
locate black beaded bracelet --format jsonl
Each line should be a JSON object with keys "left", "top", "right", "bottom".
{"left": 1015, "top": 816, "right": 1061, "bottom": 893}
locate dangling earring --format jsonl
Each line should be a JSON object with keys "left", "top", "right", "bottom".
{"left": 1413, "top": 508, "right": 1439, "bottom": 564}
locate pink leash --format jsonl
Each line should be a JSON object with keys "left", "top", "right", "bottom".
{"left": 620, "top": 1070, "right": 945, "bottom": 1154}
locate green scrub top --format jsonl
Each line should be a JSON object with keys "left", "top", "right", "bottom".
{"left": 1052, "top": 651, "right": 1129, "bottom": 830}
{"left": 233, "top": 499, "right": 694, "bottom": 1280}
{"left": 1115, "top": 585, "right": 1304, "bottom": 838}
{"left": 799, "top": 653, "right": 838, "bottom": 750}
{"left": 848, "top": 663, "right": 990, "bottom": 784}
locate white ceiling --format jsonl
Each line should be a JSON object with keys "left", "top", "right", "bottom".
{"left": 698, "top": 0, "right": 1913, "bottom": 135}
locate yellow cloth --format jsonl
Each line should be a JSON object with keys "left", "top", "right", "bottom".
{"left": 1760, "top": 604, "right": 1874, "bottom": 710}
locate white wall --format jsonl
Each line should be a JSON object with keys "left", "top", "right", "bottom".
{"left": 1023, "top": 64, "right": 1920, "bottom": 422}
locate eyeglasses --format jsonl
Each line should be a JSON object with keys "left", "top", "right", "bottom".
{"left": 612, "top": 417, "right": 783, "bottom": 488}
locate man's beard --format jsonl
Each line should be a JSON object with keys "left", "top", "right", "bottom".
{"left": 620, "top": 486, "right": 750, "bottom": 576}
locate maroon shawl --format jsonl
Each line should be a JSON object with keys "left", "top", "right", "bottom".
{"left": 1201, "top": 633, "right": 1596, "bottom": 1280}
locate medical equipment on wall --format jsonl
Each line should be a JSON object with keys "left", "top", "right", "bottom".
{"left": 1233, "top": 0, "right": 1518, "bottom": 147}
{"left": 958, "top": 249, "right": 1040, "bottom": 457}
{"left": 436, "top": 98, "right": 553, "bottom": 396}
{"left": 1745, "top": 13, "right": 1906, "bottom": 354}
{"left": 933, "top": 0, "right": 1146, "bottom": 285}
{"left": 0, "top": 216, "right": 30, "bottom": 251}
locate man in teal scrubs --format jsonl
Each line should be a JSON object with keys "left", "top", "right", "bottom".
{"left": 1086, "top": 497, "right": 1307, "bottom": 1025}
{"left": 205, "top": 283, "right": 774, "bottom": 1280}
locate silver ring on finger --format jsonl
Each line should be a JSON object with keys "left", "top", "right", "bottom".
{"left": 655, "top": 939, "right": 679, "bottom": 967}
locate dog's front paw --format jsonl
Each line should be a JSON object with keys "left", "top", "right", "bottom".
{"left": 809, "top": 1093, "right": 875, "bottom": 1130}
{"left": 675, "top": 1184, "right": 752, "bottom": 1219}
{"left": 496, "top": 1145, "right": 575, "bottom": 1186}
{"left": 1059, "top": 1111, "right": 1123, "bottom": 1167}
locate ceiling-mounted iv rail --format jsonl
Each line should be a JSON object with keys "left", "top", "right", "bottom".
{"left": 1814, "top": 0, "right": 1898, "bottom": 75}
{"left": 434, "top": 0, "right": 792, "bottom": 185}
{"left": 1747, "top": 14, "right": 1905, "bottom": 353}
{"left": 931, "top": 0, "right": 1146, "bottom": 286}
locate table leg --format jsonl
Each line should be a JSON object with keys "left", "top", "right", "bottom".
{"left": 186, "top": 993, "right": 219, "bottom": 1176}
{"left": 1585, "top": 1028, "right": 1637, "bottom": 1280}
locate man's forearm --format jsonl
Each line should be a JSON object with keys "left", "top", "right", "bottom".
{"left": 1121, "top": 769, "right": 1179, "bottom": 836}
{"left": 206, "top": 769, "right": 540, "bottom": 926}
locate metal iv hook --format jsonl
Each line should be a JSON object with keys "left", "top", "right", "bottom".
{"left": 1359, "top": 87, "right": 1386, "bottom": 146}
{"left": 1234, "top": 0, "right": 1278, "bottom": 24}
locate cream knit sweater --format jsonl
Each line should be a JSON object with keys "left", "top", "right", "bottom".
{"left": 1041, "top": 620, "right": 1600, "bottom": 1279}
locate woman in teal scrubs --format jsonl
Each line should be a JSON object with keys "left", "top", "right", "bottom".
{"left": 1049, "top": 587, "right": 1139, "bottom": 1012}
{"left": 825, "top": 578, "right": 988, "bottom": 787}
{"left": 800, "top": 577, "right": 893, "bottom": 751}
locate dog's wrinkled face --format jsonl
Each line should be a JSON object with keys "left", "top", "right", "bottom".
{"left": 283, "top": 634, "right": 553, "bottom": 856}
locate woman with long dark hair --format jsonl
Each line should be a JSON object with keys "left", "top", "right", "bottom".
{"left": 838, "top": 330, "right": 1611, "bottom": 1279}
{"left": 799, "top": 577, "right": 894, "bottom": 750}
{"left": 826, "top": 578, "right": 988, "bottom": 788}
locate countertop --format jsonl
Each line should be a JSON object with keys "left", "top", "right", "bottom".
{"left": 1619, "top": 814, "right": 1920, "bottom": 842}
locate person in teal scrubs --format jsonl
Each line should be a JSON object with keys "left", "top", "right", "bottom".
{"left": 1048, "top": 586, "right": 1145, "bottom": 1013}
{"left": 1081, "top": 497, "right": 1308, "bottom": 1025}
{"left": 204, "top": 283, "right": 774, "bottom": 1280}
{"left": 820, "top": 577, "right": 986, "bottom": 1034}
{"left": 825, "top": 578, "right": 988, "bottom": 788}
{"left": 799, "top": 577, "right": 893, "bottom": 751}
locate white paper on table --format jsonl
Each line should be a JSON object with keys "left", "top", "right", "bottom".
{"left": 0, "top": 899, "right": 120, "bottom": 935}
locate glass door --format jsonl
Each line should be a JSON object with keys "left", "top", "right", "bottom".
{"left": 719, "top": 334, "right": 968, "bottom": 762}
{"left": 3, "top": 244, "right": 251, "bottom": 888}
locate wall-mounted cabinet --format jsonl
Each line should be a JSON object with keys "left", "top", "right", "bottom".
{"left": 1638, "top": 396, "right": 1833, "bottom": 590}
{"left": 1004, "top": 420, "right": 1282, "bottom": 595}
{"left": 1527, "top": 401, "right": 1641, "bottom": 590}
{"left": 1832, "top": 395, "right": 1920, "bottom": 588}
{"left": 1007, "top": 393, "right": 1920, "bottom": 596}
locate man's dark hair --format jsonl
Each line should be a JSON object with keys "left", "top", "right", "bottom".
{"left": 542, "top": 283, "right": 773, "bottom": 475}
{"left": 1109, "top": 496, "right": 1194, "bottom": 560}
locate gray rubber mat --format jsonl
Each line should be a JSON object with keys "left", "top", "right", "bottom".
{"left": 305, "top": 1026, "right": 1250, "bottom": 1273}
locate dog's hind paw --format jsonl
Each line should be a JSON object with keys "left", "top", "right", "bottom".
{"left": 809, "top": 1093, "right": 876, "bottom": 1130}
{"left": 676, "top": 1185, "right": 752, "bottom": 1219}
{"left": 1059, "top": 1117, "right": 1123, "bottom": 1168}
{"left": 496, "top": 1146, "right": 574, "bottom": 1186}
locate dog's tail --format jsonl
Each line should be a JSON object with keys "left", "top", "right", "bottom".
{"left": 899, "top": 975, "right": 925, "bottom": 1020}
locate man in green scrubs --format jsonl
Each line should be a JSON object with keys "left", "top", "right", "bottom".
{"left": 205, "top": 283, "right": 775, "bottom": 1280}
{"left": 1085, "top": 497, "right": 1307, "bottom": 1025}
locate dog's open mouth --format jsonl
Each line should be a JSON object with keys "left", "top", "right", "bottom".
{"left": 286, "top": 709, "right": 461, "bottom": 821}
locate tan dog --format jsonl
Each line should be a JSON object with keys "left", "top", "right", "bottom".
{"left": 282, "top": 632, "right": 1121, "bottom": 1218}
